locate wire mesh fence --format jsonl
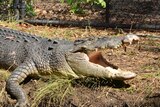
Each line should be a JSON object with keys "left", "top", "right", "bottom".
{"left": 107, "top": 0, "right": 160, "bottom": 29}
{"left": 0, "top": 0, "right": 160, "bottom": 29}
{"left": 0, "top": 0, "right": 11, "bottom": 20}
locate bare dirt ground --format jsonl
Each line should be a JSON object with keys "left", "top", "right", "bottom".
{"left": 0, "top": 22, "right": 160, "bottom": 107}
{"left": 0, "top": 0, "right": 160, "bottom": 107}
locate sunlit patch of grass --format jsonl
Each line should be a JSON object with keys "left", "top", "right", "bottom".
{"left": 142, "top": 65, "right": 156, "bottom": 71}
{"left": 0, "top": 69, "right": 10, "bottom": 81}
{"left": 151, "top": 71, "right": 160, "bottom": 79}
{"left": 141, "top": 57, "right": 160, "bottom": 74}
{"left": 144, "top": 38, "right": 160, "bottom": 46}
{"left": 142, "top": 60, "right": 160, "bottom": 72}
{"left": 0, "top": 21, "right": 119, "bottom": 39}
{"left": 0, "top": 21, "right": 19, "bottom": 30}
{"left": 0, "top": 69, "right": 11, "bottom": 107}
{"left": 31, "top": 78, "right": 73, "bottom": 107}
{"left": 141, "top": 73, "right": 155, "bottom": 78}
{"left": 0, "top": 86, "right": 7, "bottom": 107}
{"left": 120, "top": 86, "right": 137, "bottom": 94}
{"left": 154, "top": 72, "right": 160, "bottom": 78}
{"left": 140, "top": 69, "right": 160, "bottom": 79}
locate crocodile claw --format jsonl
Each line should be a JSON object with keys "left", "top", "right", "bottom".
{"left": 14, "top": 99, "right": 29, "bottom": 107}
{"left": 15, "top": 102, "right": 30, "bottom": 107}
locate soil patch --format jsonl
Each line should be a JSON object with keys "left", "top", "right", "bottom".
{"left": 0, "top": 25, "right": 159, "bottom": 107}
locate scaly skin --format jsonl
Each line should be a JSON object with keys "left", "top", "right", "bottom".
{"left": 0, "top": 27, "right": 139, "bottom": 107}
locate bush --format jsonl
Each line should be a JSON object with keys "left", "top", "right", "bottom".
{"left": 61, "top": 0, "right": 106, "bottom": 14}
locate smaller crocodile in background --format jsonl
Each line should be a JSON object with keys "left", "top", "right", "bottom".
{"left": 0, "top": 27, "right": 139, "bottom": 107}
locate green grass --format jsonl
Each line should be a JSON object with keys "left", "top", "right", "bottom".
{"left": 141, "top": 71, "right": 160, "bottom": 79}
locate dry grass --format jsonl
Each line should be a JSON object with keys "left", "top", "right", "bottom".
{"left": 0, "top": 69, "right": 11, "bottom": 107}
{"left": 0, "top": 21, "right": 123, "bottom": 39}
{"left": 31, "top": 78, "right": 73, "bottom": 107}
{"left": 0, "top": 69, "right": 10, "bottom": 81}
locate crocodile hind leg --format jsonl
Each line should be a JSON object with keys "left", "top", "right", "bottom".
{"left": 6, "top": 60, "right": 38, "bottom": 107}
{"left": 66, "top": 52, "right": 136, "bottom": 80}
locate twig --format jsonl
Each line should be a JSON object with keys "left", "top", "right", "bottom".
{"left": 137, "top": 34, "right": 160, "bottom": 39}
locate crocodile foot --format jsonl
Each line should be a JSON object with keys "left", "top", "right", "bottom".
{"left": 14, "top": 101, "right": 29, "bottom": 107}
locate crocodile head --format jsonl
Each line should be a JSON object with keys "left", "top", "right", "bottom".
{"left": 72, "top": 34, "right": 139, "bottom": 52}
{"left": 65, "top": 34, "right": 139, "bottom": 80}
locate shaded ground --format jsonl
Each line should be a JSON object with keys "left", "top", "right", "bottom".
{"left": 31, "top": 0, "right": 105, "bottom": 22}
{"left": 0, "top": 21, "right": 160, "bottom": 107}
{"left": 1, "top": 0, "right": 160, "bottom": 27}
{"left": 30, "top": 0, "right": 160, "bottom": 27}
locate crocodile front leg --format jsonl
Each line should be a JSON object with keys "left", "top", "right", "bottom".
{"left": 66, "top": 52, "right": 136, "bottom": 80}
{"left": 6, "top": 60, "right": 38, "bottom": 107}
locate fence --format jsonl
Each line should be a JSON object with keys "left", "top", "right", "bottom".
{"left": 0, "top": 0, "right": 160, "bottom": 30}
{"left": 107, "top": 0, "right": 160, "bottom": 29}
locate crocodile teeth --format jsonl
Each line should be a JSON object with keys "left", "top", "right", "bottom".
{"left": 105, "top": 67, "right": 137, "bottom": 80}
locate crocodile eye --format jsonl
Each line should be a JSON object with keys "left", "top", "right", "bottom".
{"left": 48, "top": 47, "right": 53, "bottom": 50}
{"left": 74, "top": 39, "right": 85, "bottom": 45}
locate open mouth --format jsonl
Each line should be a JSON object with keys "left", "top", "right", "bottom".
{"left": 87, "top": 51, "right": 118, "bottom": 69}
{"left": 66, "top": 50, "right": 137, "bottom": 80}
{"left": 66, "top": 34, "right": 139, "bottom": 80}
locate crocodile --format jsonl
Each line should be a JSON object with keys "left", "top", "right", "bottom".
{"left": 0, "top": 27, "right": 139, "bottom": 107}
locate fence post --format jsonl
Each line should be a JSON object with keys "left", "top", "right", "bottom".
{"left": 19, "top": 0, "right": 26, "bottom": 19}
{"left": 105, "top": 0, "right": 111, "bottom": 27}
{"left": 12, "top": 0, "right": 26, "bottom": 20}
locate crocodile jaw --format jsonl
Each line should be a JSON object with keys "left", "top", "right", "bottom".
{"left": 66, "top": 52, "right": 136, "bottom": 80}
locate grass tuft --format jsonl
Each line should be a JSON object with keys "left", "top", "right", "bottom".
{"left": 0, "top": 69, "right": 10, "bottom": 81}
{"left": 31, "top": 78, "right": 73, "bottom": 107}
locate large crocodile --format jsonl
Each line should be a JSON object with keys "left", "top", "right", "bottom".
{"left": 0, "top": 27, "right": 139, "bottom": 107}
